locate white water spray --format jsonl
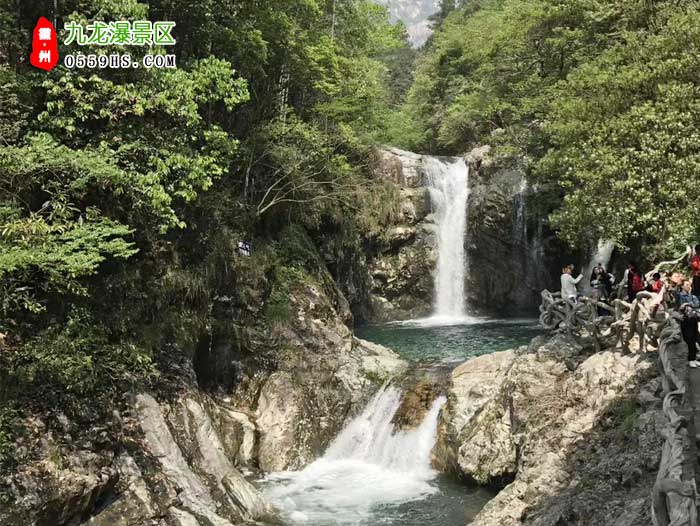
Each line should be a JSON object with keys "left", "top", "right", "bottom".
{"left": 513, "top": 179, "right": 528, "bottom": 244}
{"left": 582, "top": 239, "right": 615, "bottom": 294}
{"left": 262, "top": 386, "right": 446, "bottom": 524}
{"left": 424, "top": 157, "right": 470, "bottom": 322}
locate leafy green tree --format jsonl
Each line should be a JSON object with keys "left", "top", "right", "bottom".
{"left": 401, "top": 0, "right": 700, "bottom": 256}
{"left": 538, "top": 5, "right": 700, "bottom": 255}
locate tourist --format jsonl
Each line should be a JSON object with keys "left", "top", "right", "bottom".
{"left": 648, "top": 272, "right": 667, "bottom": 318}
{"left": 666, "top": 271, "right": 686, "bottom": 309}
{"left": 625, "top": 261, "right": 645, "bottom": 302}
{"left": 691, "top": 245, "right": 700, "bottom": 297}
{"left": 561, "top": 264, "right": 583, "bottom": 303}
{"left": 677, "top": 279, "right": 700, "bottom": 367}
{"left": 590, "top": 263, "right": 613, "bottom": 314}
{"left": 648, "top": 272, "right": 663, "bottom": 294}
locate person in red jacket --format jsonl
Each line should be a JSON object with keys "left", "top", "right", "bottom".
{"left": 691, "top": 245, "right": 700, "bottom": 297}
{"left": 648, "top": 272, "right": 663, "bottom": 294}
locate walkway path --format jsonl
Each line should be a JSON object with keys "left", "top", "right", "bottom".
{"left": 685, "top": 367, "right": 700, "bottom": 491}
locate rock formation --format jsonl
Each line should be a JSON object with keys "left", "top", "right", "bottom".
{"left": 368, "top": 147, "right": 437, "bottom": 321}
{"left": 369, "top": 146, "right": 568, "bottom": 320}
{"left": 0, "top": 269, "right": 408, "bottom": 525}
{"left": 434, "top": 333, "right": 663, "bottom": 526}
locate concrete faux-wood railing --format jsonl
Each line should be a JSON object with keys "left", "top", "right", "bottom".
{"left": 539, "top": 290, "right": 699, "bottom": 526}
{"left": 539, "top": 290, "right": 665, "bottom": 353}
{"left": 653, "top": 317, "right": 698, "bottom": 526}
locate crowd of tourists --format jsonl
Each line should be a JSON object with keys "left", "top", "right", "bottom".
{"left": 560, "top": 245, "right": 700, "bottom": 367}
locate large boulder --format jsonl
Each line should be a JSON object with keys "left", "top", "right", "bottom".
{"left": 235, "top": 272, "right": 408, "bottom": 472}
{"left": 435, "top": 334, "right": 661, "bottom": 526}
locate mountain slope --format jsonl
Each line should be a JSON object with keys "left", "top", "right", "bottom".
{"left": 377, "top": 0, "right": 439, "bottom": 46}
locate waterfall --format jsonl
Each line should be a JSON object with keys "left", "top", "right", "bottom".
{"left": 582, "top": 239, "right": 615, "bottom": 293}
{"left": 423, "top": 156, "right": 470, "bottom": 320}
{"left": 513, "top": 179, "right": 528, "bottom": 245}
{"left": 529, "top": 219, "right": 546, "bottom": 284}
{"left": 262, "top": 386, "right": 446, "bottom": 524}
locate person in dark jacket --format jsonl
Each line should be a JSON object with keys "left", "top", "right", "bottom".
{"left": 590, "top": 263, "right": 614, "bottom": 315}
{"left": 677, "top": 279, "right": 700, "bottom": 367}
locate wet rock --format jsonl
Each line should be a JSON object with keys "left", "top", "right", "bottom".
{"left": 437, "top": 333, "right": 659, "bottom": 526}
{"left": 392, "top": 380, "right": 442, "bottom": 431}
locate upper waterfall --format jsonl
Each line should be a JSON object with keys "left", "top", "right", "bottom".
{"left": 424, "top": 156, "right": 470, "bottom": 321}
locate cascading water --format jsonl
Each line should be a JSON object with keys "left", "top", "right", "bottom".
{"left": 262, "top": 386, "right": 447, "bottom": 525}
{"left": 513, "top": 179, "right": 528, "bottom": 245}
{"left": 423, "top": 157, "right": 470, "bottom": 321}
{"left": 582, "top": 239, "right": 615, "bottom": 294}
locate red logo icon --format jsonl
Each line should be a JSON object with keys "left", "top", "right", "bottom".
{"left": 30, "top": 17, "right": 59, "bottom": 71}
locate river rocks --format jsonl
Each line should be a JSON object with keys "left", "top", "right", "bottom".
{"left": 232, "top": 270, "right": 409, "bottom": 472}
{"left": 436, "top": 334, "right": 661, "bottom": 526}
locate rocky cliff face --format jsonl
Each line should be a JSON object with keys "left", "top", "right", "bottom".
{"left": 369, "top": 146, "right": 566, "bottom": 320}
{"left": 464, "top": 146, "right": 567, "bottom": 315}
{"left": 367, "top": 148, "right": 437, "bottom": 321}
{"left": 433, "top": 333, "right": 663, "bottom": 526}
{"left": 0, "top": 267, "right": 408, "bottom": 526}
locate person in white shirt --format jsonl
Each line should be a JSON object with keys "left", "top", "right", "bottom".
{"left": 561, "top": 264, "right": 583, "bottom": 302}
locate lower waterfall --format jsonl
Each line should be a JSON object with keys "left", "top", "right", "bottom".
{"left": 262, "top": 386, "right": 447, "bottom": 524}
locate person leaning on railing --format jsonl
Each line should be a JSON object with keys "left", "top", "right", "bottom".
{"left": 676, "top": 278, "right": 700, "bottom": 368}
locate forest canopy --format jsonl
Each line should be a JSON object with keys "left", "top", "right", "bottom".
{"left": 400, "top": 0, "right": 700, "bottom": 257}
{"left": 0, "top": 0, "right": 411, "bottom": 419}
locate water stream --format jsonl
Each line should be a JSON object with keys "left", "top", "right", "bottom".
{"left": 424, "top": 156, "right": 470, "bottom": 322}
{"left": 261, "top": 387, "right": 493, "bottom": 525}
{"left": 260, "top": 154, "right": 538, "bottom": 525}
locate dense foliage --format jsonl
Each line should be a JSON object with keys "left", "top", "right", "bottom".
{"left": 0, "top": 0, "right": 410, "bottom": 446}
{"left": 5, "top": 0, "right": 698, "bottom": 470}
{"left": 401, "top": 0, "right": 700, "bottom": 256}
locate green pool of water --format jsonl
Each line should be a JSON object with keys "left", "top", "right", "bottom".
{"left": 358, "top": 476, "right": 495, "bottom": 526}
{"left": 355, "top": 317, "right": 542, "bottom": 364}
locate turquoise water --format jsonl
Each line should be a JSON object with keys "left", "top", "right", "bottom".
{"left": 262, "top": 317, "right": 535, "bottom": 526}
{"left": 357, "top": 476, "right": 494, "bottom": 526}
{"left": 356, "top": 318, "right": 542, "bottom": 364}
